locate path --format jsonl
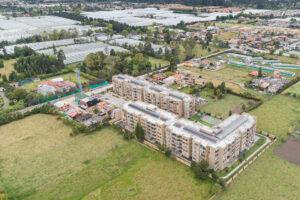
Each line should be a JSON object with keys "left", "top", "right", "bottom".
{"left": 0, "top": 92, "right": 9, "bottom": 108}
{"left": 221, "top": 134, "right": 271, "bottom": 179}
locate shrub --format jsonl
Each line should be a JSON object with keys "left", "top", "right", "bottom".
{"left": 165, "top": 149, "right": 172, "bottom": 157}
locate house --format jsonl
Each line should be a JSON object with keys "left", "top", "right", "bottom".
{"left": 35, "top": 78, "right": 76, "bottom": 95}
{"left": 249, "top": 71, "right": 259, "bottom": 76}
{"left": 9, "top": 82, "right": 19, "bottom": 88}
{"left": 53, "top": 101, "right": 70, "bottom": 112}
{"left": 80, "top": 96, "right": 101, "bottom": 110}
{"left": 152, "top": 73, "right": 166, "bottom": 81}
{"left": 67, "top": 109, "right": 82, "bottom": 119}
{"left": 174, "top": 74, "right": 184, "bottom": 80}
{"left": 194, "top": 78, "right": 206, "bottom": 87}
{"left": 0, "top": 87, "right": 6, "bottom": 92}
{"left": 76, "top": 113, "right": 92, "bottom": 122}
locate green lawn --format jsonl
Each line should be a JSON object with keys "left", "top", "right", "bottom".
{"left": 284, "top": 82, "right": 300, "bottom": 96}
{"left": 170, "top": 84, "right": 194, "bottom": 94}
{"left": 215, "top": 32, "right": 239, "bottom": 40}
{"left": 249, "top": 95, "right": 300, "bottom": 137}
{"left": 0, "top": 95, "right": 3, "bottom": 107}
{"left": 217, "top": 95, "right": 300, "bottom": 200}
{"left": 263, "top": 54, "right": 299, "bottom": 64}
{"left": 0, "top": 114, "right": 219, "bottom": 200}
{"left": 178, "top": 44, "right": 227, "bottom": 62}
{"left": 217, "top": 143, "right": 300, "bottom": 200}
{"left": 198, "top": 89, "right": 250, "bottom": 118}
{"left": 148, "top": 56, "right": 169, "bottom": 68}
{"left": 0, "top": 59, "right": 16, "bottom": 81}
{"left": 22, "top": 72, "right": 90, "bottom": 91}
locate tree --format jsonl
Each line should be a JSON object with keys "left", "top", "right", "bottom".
{"left": 258, "top": 67, "right": 262, "bottom": 77}
{"left": 242, "top": 104, "right": 246, "bottom": 111}
{"left": 134, "top": 122, "right": 145, "bottom": 142}
{"left": 12, "top": 88, "right": 28, "bottom": 100}
{"left": 57, "top": 49, "right": 66, "bottom": 65}
{"left": 168, "top": 56, "right": 177, "bottom": 72}
{"left": 121, "top": 30, "right": 129, "bottom": 37}
{"left": 110, "top": 49, "right": 116, "bottom": 56}
{"left": 269, "top": 48, "right": 275, "bottom": 55}
{"left": 165, "top": 149, "right": 172, "bottom": 157}
{"left": 2, "top": 74, "right": 7, "bottom": 82}
{"left": 229, "top": 110, "right": 232, "bottom": 116}
{"left": 278, "top": 50, "right": 284, "bottom": 56}
{"left": 192, "top": 160, "right": 210, "bottom": 180}
{"left": 0, "top": 60, "right": 4, "bottom": 68}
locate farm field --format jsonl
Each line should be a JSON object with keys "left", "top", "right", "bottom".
{"left": 0, "top": 59, "right": 16, "bottom": 81}
{"left": 22, "top": 72, "right": 90, "bottom": 91}
{"left": 0, "top": 114, "right": 219, "bottom": 200}
{"left": 249, "top": 95, "right": 300, "bottom": 137}
{"left": 217, "top": 143, "right": 300, "bottom": 200}
{"left": 284, "top": 81, "right": 300, "bottom": 96}
{"left": 217, "top": 95, "right": 300, "bottom": 200}
{"left": 197, "top": 89, "right": 250, "bottom": 118}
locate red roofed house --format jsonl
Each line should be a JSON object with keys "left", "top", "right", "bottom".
{"left": 249, "top": 71, "right": 259, "bottom": 76}
{"left": 67, "top": 109, "right": 82, "bottom": 119}
{"left": 35, "top": 78, "right": 76, "bottom": 95}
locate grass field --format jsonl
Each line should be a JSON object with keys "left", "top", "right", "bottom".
{"left": 217, "top": 142, "right": 300, "bottom": 200}
{"left": 0, "top": 114, "right": 219, "bottom": 200}
{"left": 263, "top": 54, "right": 299, "bottom": 65}
{"left": 249, "top": 95, "right": 300, "bottom": 137}
{"left": 0, "top": 59, "right": 16, "bottom": 81}
{"left": 198, "top": 89, "right": 250, "bottom": 118}
{"left": 284, "top": 82, "right": 300, "bottom": 96}
{"left": 22, "top": 72, "right": 90, "bottom": 91}
{"left": 149, "top": 56, "right": 169, "bottom": 68}
{"left": 170, "top": 84, "right": 194, "bottom": 94}
{"left": 217, "top": 95, "right": 300, "bottom": 200}
{"left": 216, "top": 32, "right": 239, "bottom": 40}
{"left": 178, "top": 44, "right": 227, "bottom": 62}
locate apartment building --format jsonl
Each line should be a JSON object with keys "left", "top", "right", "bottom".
{"left": 113, "top": 74, "right": 195, "bottom": 118}
{"left": 166, "top": 113, "right": 256, "bottom": 170}
{"left": 121, "top": 100, "right": 256, "bottom": 170}
{"left": 122, "top": 101, "right": 177, "bottom": 144}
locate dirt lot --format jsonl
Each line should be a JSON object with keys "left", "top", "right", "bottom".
{"left": 274, "top": 136, "right": 300, "bottom": 166}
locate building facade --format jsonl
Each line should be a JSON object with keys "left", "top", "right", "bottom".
{"left": 113, "top": 74, "right": 195, "bottom": 118}
{"left": 121, "top": 101, "right": 257, "bottom": 170}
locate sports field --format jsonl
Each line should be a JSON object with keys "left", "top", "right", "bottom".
{"left": 0, "top": 114, "right": 218, "bottom": 200}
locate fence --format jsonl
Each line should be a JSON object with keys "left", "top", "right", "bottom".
{"left": 225, "top": 135, "right": 277, "bottom": 186}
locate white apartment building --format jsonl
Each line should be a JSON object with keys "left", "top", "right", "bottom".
{"left": 166, "top": 113, "right": 256, "bottom": 170}
{"left": 121, "top": 101, "right": 257, "bottom": 170}
{"left": 122, "top": 101, "right": 177, "bottom": 144}
{"left": 113, "top": 74, "right": 195, "bottom": 118}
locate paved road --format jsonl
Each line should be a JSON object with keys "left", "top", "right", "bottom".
{"left": 17, "top": 93, "right": 76, "bottom": 114}
{"left": 221, "top": 134, "right": 271, "bottom": 179}
{"left": 0, "top": 92, "right": 9, "bottom": 108}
